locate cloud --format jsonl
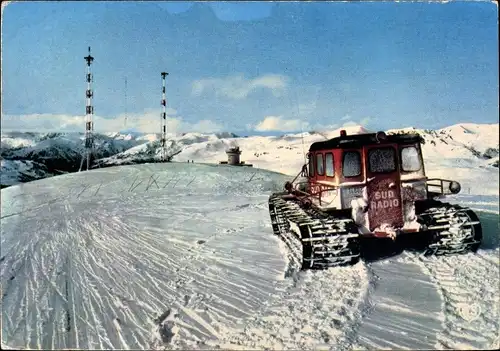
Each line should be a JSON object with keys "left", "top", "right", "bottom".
{"left": 191, "top": 74, "right": 289, "bottom": 100}
{"left": 169, "top": 118, "right": 223, "bottom": 134}
{"left": 342, "top": 116, "right": 373, "bottom": 128}
{"left": 253, "top": 115, "right": 343, "bottom": 133}
{"left": 1, "top": 109, "right": 224, "bottom": 134}
{"left": 254, "top": 116, "right": 308, "bottom": 132}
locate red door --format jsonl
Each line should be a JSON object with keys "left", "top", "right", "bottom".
{"left": 364, "top": 144, "right": 404, "bottom": 232}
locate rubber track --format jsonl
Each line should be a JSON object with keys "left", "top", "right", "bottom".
{"left": 269, "top": 193, "right": 360, "bottom": 270}
{"left": 419, "top": 202, "right": 482, "bottom": 256}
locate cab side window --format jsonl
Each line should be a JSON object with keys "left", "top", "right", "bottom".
{"left": 316, "top": 153, "right": 324, "bottom": 175}
{"left": 308, "top": 153, "right": 315, "bottom": 177}
{"left": 401, "top": 146, "right": 422, "bottom": 172}
{"left": 325, "top": 153, "right": 334, "bottom": 177}
{"left": 343, "top": 151, "right": 361, "bottom": 177}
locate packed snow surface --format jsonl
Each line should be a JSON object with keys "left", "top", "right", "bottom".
{"left": 1, "top": 164, "right": 289, "bottom": 349}
{"left": 2, "top": 162, "right": 499, "bottom": 350}
{"left": 1, "top": 122, "right": 499, "bottom": 350}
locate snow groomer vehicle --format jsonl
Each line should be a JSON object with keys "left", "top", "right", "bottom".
{"left": 269, "top": 129, "right": 482, "bottom": 269}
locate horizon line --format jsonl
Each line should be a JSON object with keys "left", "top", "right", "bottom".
{"left": 1, "top": 121, "right": 499, "bottom": 138}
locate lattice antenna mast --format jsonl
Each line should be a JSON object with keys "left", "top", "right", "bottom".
{"left": 79, "top": 46, "right": 95, "bottom": 172}
{"left": 161, "top": 71, "right": 169, "bottom": 162}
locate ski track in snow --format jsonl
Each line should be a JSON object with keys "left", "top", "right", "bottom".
{"left": 212, "top": 263, "right": 373, "bottom": 351}
{"left": 1, "top": 164, "right": 290, "bottom": 349}
{"left": 1, "top": 162, "right": 499, "bottom": 350}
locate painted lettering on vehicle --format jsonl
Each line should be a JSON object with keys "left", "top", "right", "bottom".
{"left": 311, "top": 184, "right": 331, "bottom": 194}
{"left": 371, "top": 190, "right": 400, "bottom": 209}
{"left": 345, "top": 187, "right": 362, "bottom": 195}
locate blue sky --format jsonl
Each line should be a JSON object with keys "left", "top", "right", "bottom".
{"left": 1, "top": 1, "right": 498, "bottom": 135}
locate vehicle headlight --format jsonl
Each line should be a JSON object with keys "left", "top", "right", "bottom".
{"left": 449, "top": 181, "right": 461, "bottom": 194}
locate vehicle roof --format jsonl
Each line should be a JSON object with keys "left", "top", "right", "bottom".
{"left": 309, "top": 132, "right": 424, "bottom": 152}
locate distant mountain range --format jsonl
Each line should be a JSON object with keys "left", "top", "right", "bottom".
{"left": 1, "top": 124, "right": 498, "bottom": 188}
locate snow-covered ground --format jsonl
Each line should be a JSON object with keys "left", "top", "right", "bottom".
{"left": 1, "top": 164, "right": 290, "bottom": 349}
{"left": 1, "top": 123, "right": 499, "bottom": 350}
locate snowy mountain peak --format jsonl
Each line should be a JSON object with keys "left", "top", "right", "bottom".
{"left": 1, "top": 123, "right": 498, "bottom": 188}
{"left": 328, "top": 125, "right": 373, "bottom": 138}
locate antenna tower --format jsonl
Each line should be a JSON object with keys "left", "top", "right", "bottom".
{"left": 161, "top": 71, "right": 169, "bottom": 162}
{"left": 79, "top": 46, "right": 95, "bottom": 171}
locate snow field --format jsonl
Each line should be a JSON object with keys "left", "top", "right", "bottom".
{"left": 413, "top": 252, "right": 500, "bottom": 350}
{"left": 394, "top": 201, "right": 500, "bottom": 350}
{"left": 1, "top": 121, "right": 499, "bottom": 350}
{"left": 212, "top": 263, "right": 372, "bottom": 351}
{"left": 1, "top": 163, "right": 291, "bottom": 349}
{"left": 354, "top": 262, "right": 444, "bottom": 350}
{"left": 348, "top": 196, "right": 499, "bottom": 350}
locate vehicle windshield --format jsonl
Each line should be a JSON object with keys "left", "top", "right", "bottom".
{"left": 368, "top": 147, "right": 397, "bottom": 173}
{"left": 325, "top": 153, "right": 334, "bottom": 177}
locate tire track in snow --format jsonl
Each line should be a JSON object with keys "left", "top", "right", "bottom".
{"left": 354, "top": 258, "right": 444, "bottom": 350}
{"left": 405, "top": 250, "right": 499, "bottom": 350}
